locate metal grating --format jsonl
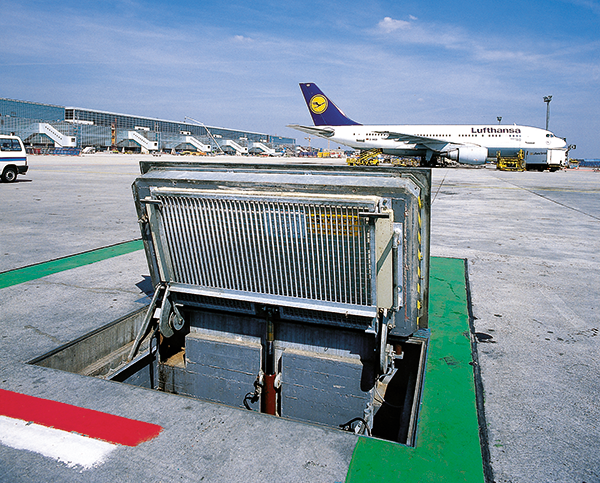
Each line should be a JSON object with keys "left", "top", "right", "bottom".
{"left": 174, "top": 292, "right": 256, "bottom": 315}
{"left": 153, "top": 190, "right": 377, "bottom": 311}
{"left": 279, "top": 306, "right": 372, "bottom": 329}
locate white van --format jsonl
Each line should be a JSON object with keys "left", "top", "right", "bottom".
{"left": 0, "top": 135, "right": 28, "bottom": 182}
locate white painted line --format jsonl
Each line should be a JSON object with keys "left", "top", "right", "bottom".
{"left": 0, "top": 415, "right": 117, "bottom": 470}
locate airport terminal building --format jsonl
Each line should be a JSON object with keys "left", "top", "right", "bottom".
{"left": 0, "top": 97, "right": 296, "bottom": 155}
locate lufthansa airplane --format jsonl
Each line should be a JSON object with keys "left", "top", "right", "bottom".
{"left": 288, "top": 83, "right": 567, "bottom": 166}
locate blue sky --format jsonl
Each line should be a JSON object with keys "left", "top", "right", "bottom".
{"left": 1, "top": 0, "right": 598, "bottom": 156}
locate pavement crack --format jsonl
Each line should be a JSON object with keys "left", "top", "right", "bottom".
{"left": 23, "top": 325, "right": 62, "bottom": 344}
{"left": 491, "top": 175, "right": 600, "bottom": 221}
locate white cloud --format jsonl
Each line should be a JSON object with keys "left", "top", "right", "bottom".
{"left": 378, "top": 16, "right": 412, "bottom": 33}
{"left": 233, "top": 35, "right": 254, "bottom": 43}
{"left": 372, "top": 14, "right": 598, "bottom": 79}
{"left": 374, "top": 16, "right": 467, "bottom": 50}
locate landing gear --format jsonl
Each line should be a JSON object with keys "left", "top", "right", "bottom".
{"left": 419, "top": 155, "right": 438, "bottom": 167}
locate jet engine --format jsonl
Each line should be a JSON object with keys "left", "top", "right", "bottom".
{"left": 445, "top": 146, "right": 488, "bottom": 165}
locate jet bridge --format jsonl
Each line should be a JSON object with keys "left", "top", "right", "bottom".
{"left": 184, "top": 136, "right": 211, "bottom": 153}
{"left": 36, "top": 123, "right": 77, "bottom": 147}
{"left": 127, "top": 131, "right": 159, "bottom": 152}
{"left": 131, "top": 162, "right": 430, "bottom": 444}
{"left": 220, "top": 139, "right": 248, "bottom": 155}
{"left": 249, "top": 142, "right": 276, "bottom": 155}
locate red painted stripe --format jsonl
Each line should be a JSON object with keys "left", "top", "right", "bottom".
{"left": 0, "top": 389, "right": 162, "bottom": 446}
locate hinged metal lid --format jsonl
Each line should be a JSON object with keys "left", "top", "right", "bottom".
{"left": 132, "top": 162, "right": 430, "bottom": 337}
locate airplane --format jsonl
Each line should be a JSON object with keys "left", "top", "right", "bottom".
{"left": 287, "top": 83, "right": 568, "bottom": 166}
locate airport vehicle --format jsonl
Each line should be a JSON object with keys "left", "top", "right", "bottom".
{"left": 288, "top": 83, "right": 568, "bottom": 167}
{"left": 524, "top": 148, "right": 565, "bottom": 171}
{"left": 0, "top": 135, "right": 28, "bottom": 182}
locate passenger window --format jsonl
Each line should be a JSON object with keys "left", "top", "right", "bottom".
{"left": 1, "top": 140, "right": 21, "bottom": 151}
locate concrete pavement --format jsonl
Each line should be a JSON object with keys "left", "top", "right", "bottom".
{"left": 1, "top": 154, "right": 599, "bottom": 482}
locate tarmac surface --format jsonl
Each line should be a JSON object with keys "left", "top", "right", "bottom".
{"left": 1, "top": 154, "right": 599, "bottom": 482}
{"left": 431, "top": 166, "right": 600, "bottom": 483}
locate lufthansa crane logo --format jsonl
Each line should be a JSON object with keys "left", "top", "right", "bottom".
{"left": 309, "top": 95, "right": 328, "bottom": 114}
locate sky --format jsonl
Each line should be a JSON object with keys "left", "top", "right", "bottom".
{"left": 1, "top": 0, "right": 599, "bottom": 156}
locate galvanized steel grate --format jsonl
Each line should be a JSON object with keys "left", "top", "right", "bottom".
{"left": 154, "top": 191, "right": 376, "bottom": 310}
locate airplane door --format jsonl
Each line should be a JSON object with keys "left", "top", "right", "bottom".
{"left": 524, "top": 130, "right": 535, "bottom": 145}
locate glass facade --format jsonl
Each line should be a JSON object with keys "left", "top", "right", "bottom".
{"left": 0, "top": 98, "right": 295, "bottom": 152}
{"left": 0, "top": 98, "right": 64, "bottom": 121}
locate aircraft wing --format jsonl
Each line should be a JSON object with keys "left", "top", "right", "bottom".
{"left": 375, "top": 131, "right": 442, "bottom": 144}
{"left": 287, "top": 124, "right": 335, "bottom": 138}
{"left": 375, "top": 130, "right": 466, "bottom": 152}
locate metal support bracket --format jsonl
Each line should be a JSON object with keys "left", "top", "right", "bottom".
{"left": 128, "top": 283, "right": 165, "bottom": 362}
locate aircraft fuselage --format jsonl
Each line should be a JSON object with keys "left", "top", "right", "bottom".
{"left": 289, "top": 83, "right": 568, "bottom": 165}
{"left": 321, "top": 124, "right": 567, "bottom": 160}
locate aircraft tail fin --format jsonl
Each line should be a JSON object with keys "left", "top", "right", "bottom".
{"left": 299, "top": 83, "right": 361, "bottom": 126}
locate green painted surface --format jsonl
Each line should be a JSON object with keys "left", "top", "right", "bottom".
{"left": 1, "top": 244, "right": 483, "bottom": 480}
{"left": 346, "top": 256, "right": 484, "bottom": 482}
{"left": 0, "top": 240, "right": 144, "bottom": 289}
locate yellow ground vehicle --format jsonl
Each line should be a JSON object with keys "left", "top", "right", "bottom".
{"left": 347, "top": 148, "right": 382, "bottom": 166}
{"left": 496, "top": 150, "right": 525, "bottom": 171}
